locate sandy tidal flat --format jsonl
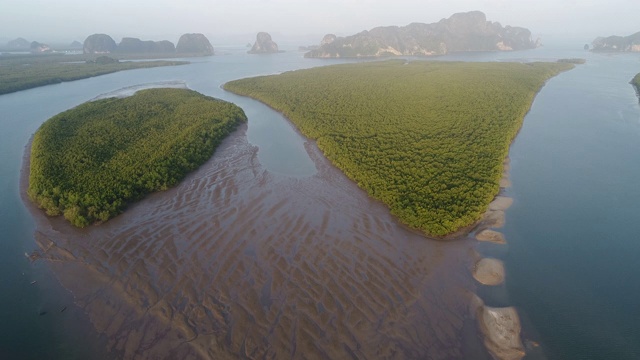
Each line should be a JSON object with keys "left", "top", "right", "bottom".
{"left": 23, "top": 124, "right": 491, "bottom": 359}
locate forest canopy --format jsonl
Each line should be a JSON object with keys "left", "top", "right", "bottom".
{"left": 28, "top": 88, "right": 247, "bottom": 227}
{"left": 225, "top": 60, "right": 573, "bottom": 236}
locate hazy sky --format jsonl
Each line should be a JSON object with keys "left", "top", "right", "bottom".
{"left": 1, "top": 0, "right": 639, "bottom": 44}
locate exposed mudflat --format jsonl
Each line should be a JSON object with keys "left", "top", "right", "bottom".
{"left": 23, "top": 124, "right": 489, "bottom": 359}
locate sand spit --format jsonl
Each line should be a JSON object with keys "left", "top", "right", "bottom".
{"left": 476, "top": 230, "right": 506, "bottom": 244}
{"left": 23, "top": 124, "right": 488, "bottom": 359}
{"left": 473, "top": 258, "right": 505, "bottom": 286}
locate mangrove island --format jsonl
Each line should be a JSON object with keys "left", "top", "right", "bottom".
{"left": 28, "top": 88, "right": 247, "bottom": 227}
{"left": 225, "top": 60, "right": 573, "bottom": 236}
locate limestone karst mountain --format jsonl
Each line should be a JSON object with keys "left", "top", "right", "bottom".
{"left": 305, "top": 11, "right": 538, "bottom": 58}
{"left": 248, "top": 32, "right": 280, "bottom": 54}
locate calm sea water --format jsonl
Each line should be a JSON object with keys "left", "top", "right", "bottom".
{"left": 1, "top": 45, "right": 639, "bottom": 359}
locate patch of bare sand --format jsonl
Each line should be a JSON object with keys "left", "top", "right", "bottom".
{"left": 473, "top": 258, "right": 505, "bottom": 286}
{"left": 481, "top": 306, "right": 525, "bottom": 360}
{"left": 484, "top": 209, "right": 506, "bottom": 229}
{"left": 471, "top": 296, "right": 525, "bottom": 360}
{"left": 489, "top": 196, "right": 514, "bottom": 212}
{"left": 476, "top": 230, "right": 506, "bottom": 244}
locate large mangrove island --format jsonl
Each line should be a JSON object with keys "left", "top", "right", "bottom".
{"left": 225, "top": 60, "right": 573, "bottom": 236}
{"left": 28, "top": 88, "right": 247, "bottom": 227}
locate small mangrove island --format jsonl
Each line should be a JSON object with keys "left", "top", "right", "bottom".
{"left": 28, "top": 88, "right": 247, "bottom": 227}
{"left": 225, "top": 60, "right": 573, "bottom": 236}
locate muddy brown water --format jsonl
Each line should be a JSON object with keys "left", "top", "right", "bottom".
{"left": 23, "top": 123, "right": 489, "bottom": 359}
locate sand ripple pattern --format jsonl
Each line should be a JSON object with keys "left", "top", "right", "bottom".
{"left": 29, "top": 125, "right": 484, "bottom": 359}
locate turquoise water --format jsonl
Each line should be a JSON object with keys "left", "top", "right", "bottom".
{"left": 1, "top": 47, "right": 639, "bottom": 359}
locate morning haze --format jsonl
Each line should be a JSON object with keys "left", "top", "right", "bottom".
{"left": 1, "top": 0, "right": 639, "bottom": 45}
{"left": 4, "top": 0, "right": 640, "bottom": 359}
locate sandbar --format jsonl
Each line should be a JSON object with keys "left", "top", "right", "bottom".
{"left": 473, "top": 258, "right": 505, "bottom": 286}
{"left": 476, "top": 230, "right": 506, "bottom": 244}
{"left": 479, "top": 306, "right": 525, "bottom": 360}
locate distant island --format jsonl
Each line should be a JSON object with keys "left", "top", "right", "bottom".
{"left": 304, "top": 11, "right": 539, "bottom": 58}
{"left": 0, "top": 54, "right": 187, "bottom": 95}
{"left": 83, "top": 33, "right": 214, "bottom": 55}
{"left": 28, "top": 88, "right": 247, "bottom": 227}
{"left": 592, "top": 31, "right": 640, "bottom": 52}
{"left": 248, "top": 32, "right": 280, "bottom": 54}
{"left": 6, "top": 37, "right": 30, "bottom": 50}
{"left": 0, "top": 32, "right": 221, "bottom": 94}
{"left": 225, "top": 60, "right": 573, "bottom": 236}
{"left": 30, "top": 41, "right": 52, "bottom": 53}
{"left": 3, "top": 37, "right": 53, "bottom": 53}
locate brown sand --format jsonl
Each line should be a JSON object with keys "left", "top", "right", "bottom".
{"left": 499, "top": 178, "right": 512, "bottom": 188}
{"left": 476, "top": 230, "right": 507, "bottom": 244}
{"left": 489, "top": 196, "right": 514, "bottom": 212}
{"left": 483, "top": 209, "right": 506, "bottom": 229}
{"left": 22, "top": 124, "right": 489, "bottom": 359}
{"left": 470, "top": 295, "right": 525, "bottom": 360}
{"left": 479, "top": 306, "right": 525, "bottom": 360}
{"left": 473, "top": 258, "right": 505, "bottom": 286}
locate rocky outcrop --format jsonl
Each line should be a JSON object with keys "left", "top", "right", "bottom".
{"left": 592, "top": 31, "right": 640, "bottom": 52}
{"left": 305, "top": 11, "right": 538, "bottom": 58}
{"left": 6, "top": 37, "right": 30, "bottom": 50}
{"left": 30, "top": 41, "right": 51, "bottom": 53}
{"left": 116, "top": 37, "right": 176, "bottom": 53}
{"left": 176, "top": 33, "right": 214, "bottom": 55}
{"left": 83, "top": 34, "right": 117, "bottom": 54}
{"left": 248, "top": 32, "right": 280, "bottom": 54}
{"left": 320, "top": 34, "right": 337, "bottom": 46}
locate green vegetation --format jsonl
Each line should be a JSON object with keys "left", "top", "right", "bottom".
{"left": 225, "top": 60, "right": 573, "bottom": 236}
{"left": 28, "top": 88, "right": 247, "bottom": 227}
{"left": 632, "top": 73, "right": 640, "bottom": 90}
{"left": 0, "top": 53, "right": 187, "bottom": 95}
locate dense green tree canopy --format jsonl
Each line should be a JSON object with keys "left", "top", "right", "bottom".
{"left": 28, "top": 88, "right": 247, "bottom": 227}
{"left": 225, "top": 60, "right": 572, "bottom": 236}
